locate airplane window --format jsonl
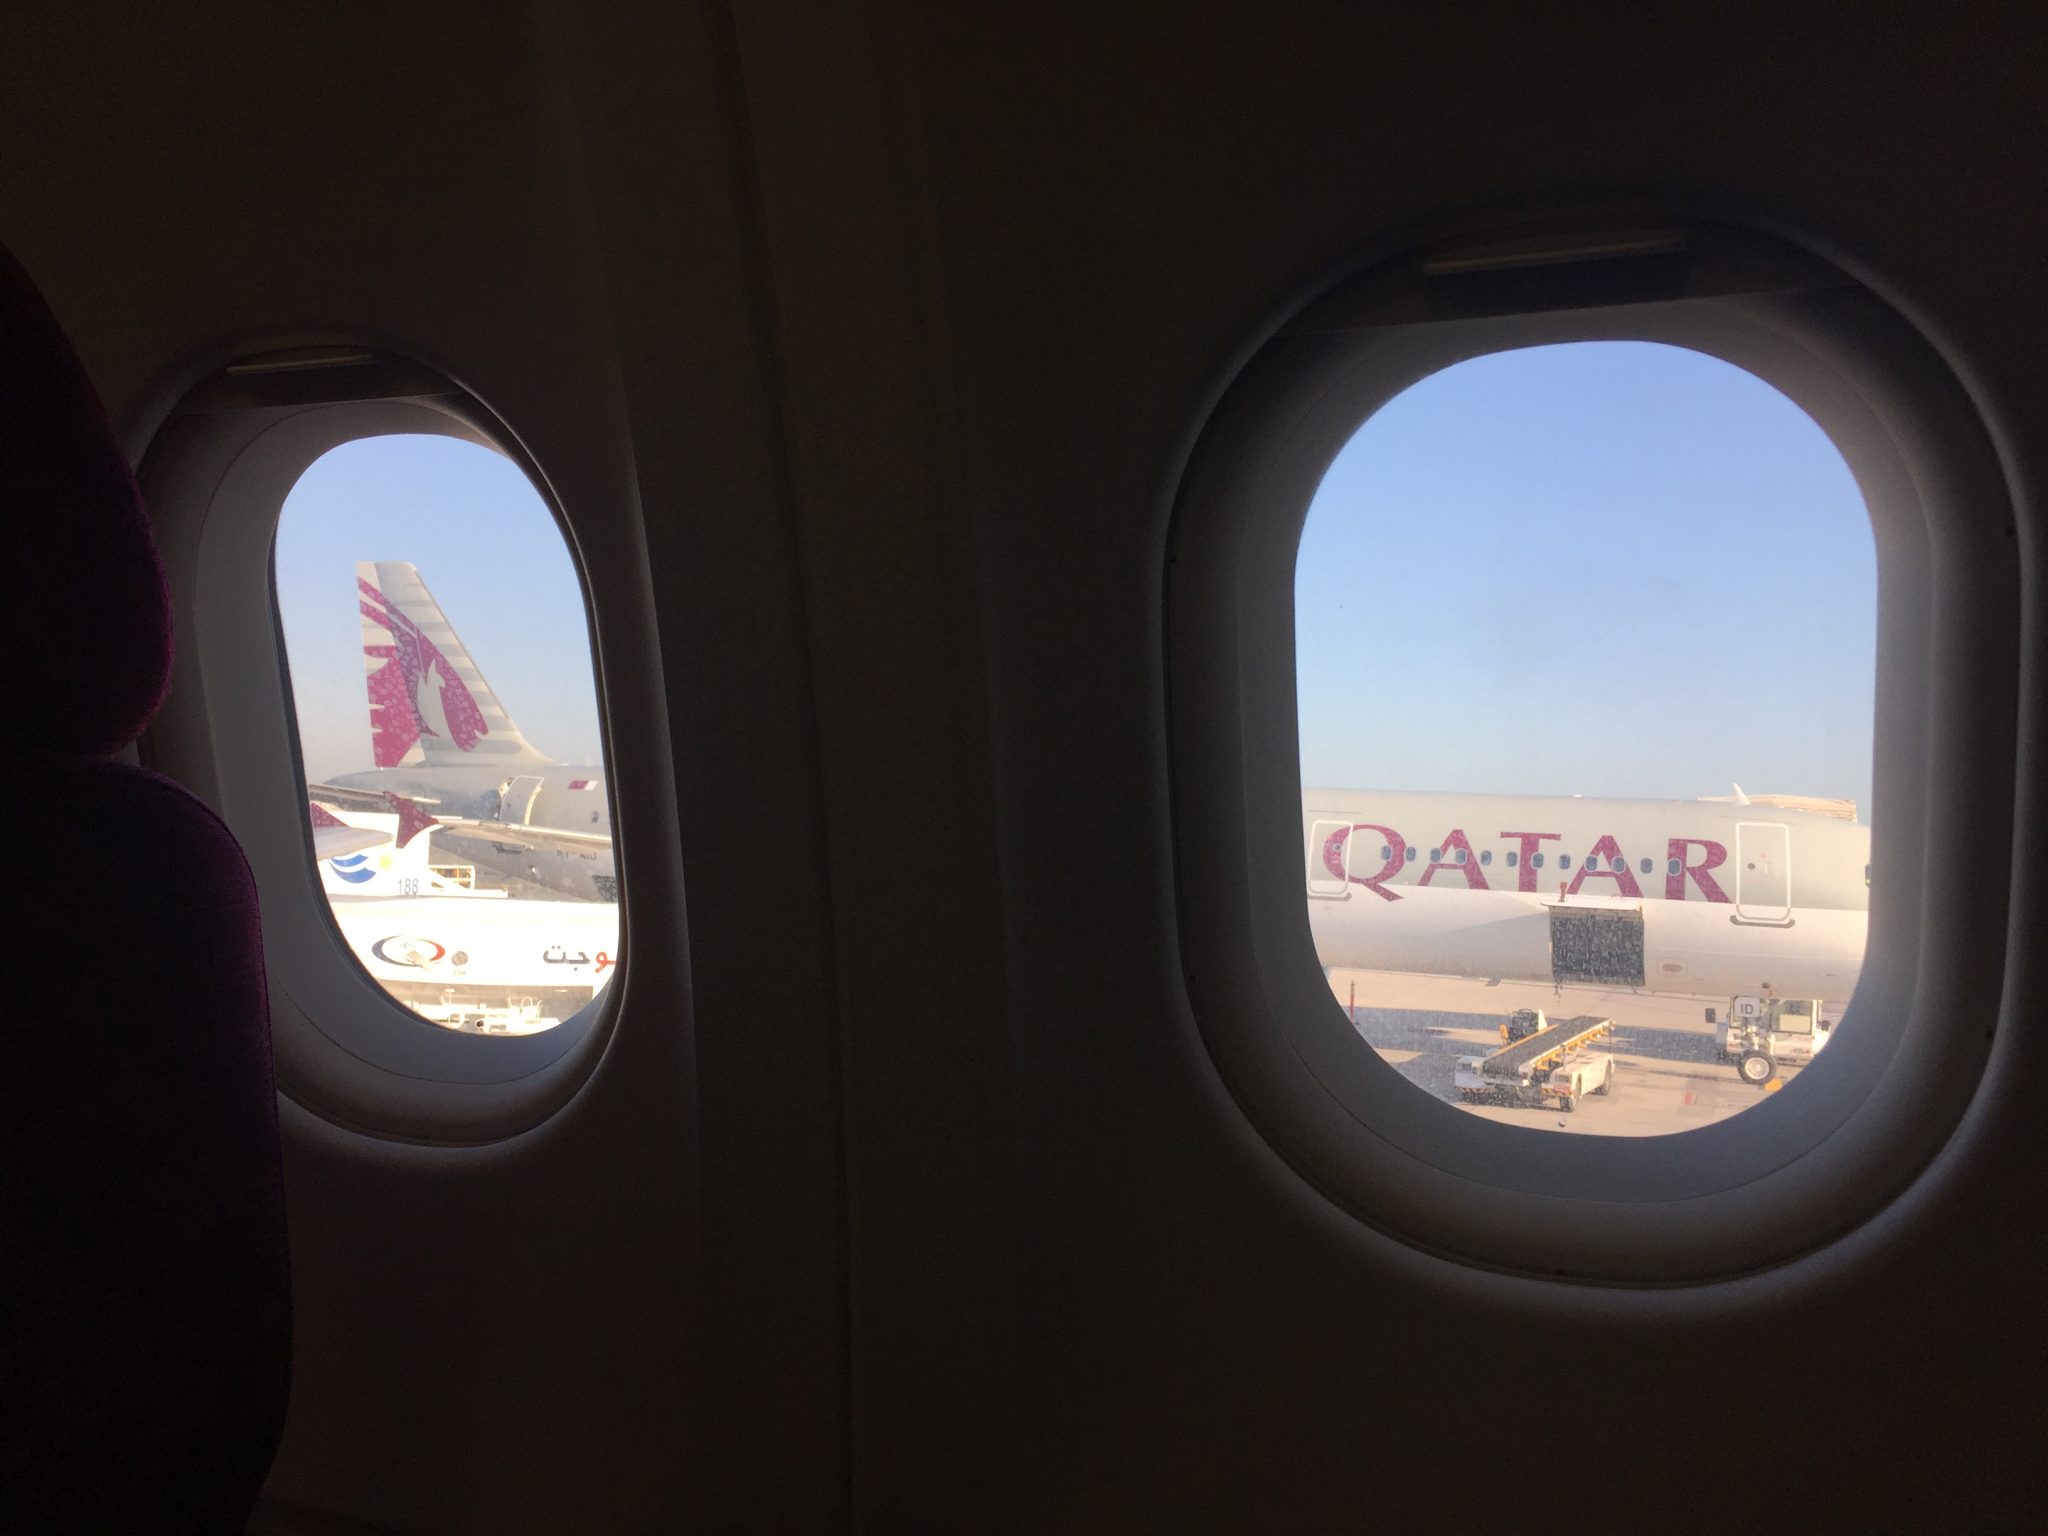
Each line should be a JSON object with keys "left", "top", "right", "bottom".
{"left": 1175, "top": 225, "right": 2010, "bottom": 1274}
{"left": 274, "top": 436, "right": 617, "bottom": 1037}
{"left": 1299, "top": 342, "right": 1873, "bottom": 1138}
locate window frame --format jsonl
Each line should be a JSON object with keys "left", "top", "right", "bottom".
{"left": 1164, "top": 218, "right": 2019, "bottom": 1282}
{"left": 141, "top": 353, "right": 641, "bottom": 1141}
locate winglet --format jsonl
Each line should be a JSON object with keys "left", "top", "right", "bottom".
{"left": 384, "top": 790, "right": 442, "bottom": 850}
{"left": 1730, "top": 782, "right": 1751, "bottom": 805}
{"left": 310, "top": 801, "right": 390, "bottom": 862}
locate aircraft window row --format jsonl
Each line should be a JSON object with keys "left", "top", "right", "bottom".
{"left": 148, "top": 224, "right": 1981, "bottom": 1288}
{"left": 1412, "top": 849, "right": 1657, "bottom": 874}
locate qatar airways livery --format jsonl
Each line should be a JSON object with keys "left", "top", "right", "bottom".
{"left": 1303, "top": 787, "right": 1869, "bottom": 1003}
{"left": 304, "top": 562, "right": 616, "bottom": 901}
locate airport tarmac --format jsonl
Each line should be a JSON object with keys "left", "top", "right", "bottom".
{"left": 1325, "top": 967, "right": 1804, "bottom": 1136}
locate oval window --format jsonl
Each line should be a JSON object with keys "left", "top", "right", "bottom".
{"left": 1299, "top": 342, "right": 1872, "bottom": 1135}
{"left": 275, "top": 436, "right": 617, "bottom": 1037}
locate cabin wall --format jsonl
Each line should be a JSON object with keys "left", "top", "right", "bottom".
{"left": 1, "top": 3, "right": 2042, "bottom": 1531}
{"left": 883, "top": 9, "right": 2045, "bottom": 1527}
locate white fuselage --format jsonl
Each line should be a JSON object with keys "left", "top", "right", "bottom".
{"left": 327, "top": 894, "right": 619, "bottom": 995}
{"left": 1304, "top": 789, "right": 1870, "bottom": 1004}
{"left": 328, "top": 761, "right": 615, "bottom": 900}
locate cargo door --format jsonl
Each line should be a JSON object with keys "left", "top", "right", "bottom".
{"left": 498, "top": 774, "right": 546, "bottom": 827}
{"left": 1736, "top": 821, "right": 1793, "bottom": 922}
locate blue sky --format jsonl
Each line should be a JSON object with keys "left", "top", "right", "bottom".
{"left": 276, "top": 349, "right": 1876, "bottom": 817}
{"left": 1295, "top": 341, "right": 1876, "bottom": 818}
{"left": 275, "top": 436, "right": 604, "bottom": 781}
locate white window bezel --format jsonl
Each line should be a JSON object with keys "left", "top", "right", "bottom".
{"left": 1165, "top": 219, "right": 2019, "bottom": 1282}
{"left": 142, "top": 353, "right": 639, "bottom": 1142}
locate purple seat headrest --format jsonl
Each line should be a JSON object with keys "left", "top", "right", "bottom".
{"left": 0, "top": 241, "right": 172, "bottom": 756}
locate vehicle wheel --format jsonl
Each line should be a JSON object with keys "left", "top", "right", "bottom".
{"left": 1738, "top": 1050, "right": 1776, "bottom": 1086}
{"left": 1594, "top": 1062, "right": 1613, "bottom": 1096}
{"left": 1557, "top": 1094, "right": 1576, "bottom": 1113}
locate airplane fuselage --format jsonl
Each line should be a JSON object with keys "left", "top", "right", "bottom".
{"left": 1304, "top": 789, "right": 1869, "bottom": 1004}
{"left": 329, "top": 763, "right": 616, "bottom": 901}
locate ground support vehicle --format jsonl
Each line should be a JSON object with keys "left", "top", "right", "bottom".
{"left": 1709, "top": 995, "right": 1835, "bottom": 1086}
{"left": 1454, "top": 1011, "right": 1617, "bottom": 1111}
{"left": 409, "top": 994, "right": 561, "bottom": 1036}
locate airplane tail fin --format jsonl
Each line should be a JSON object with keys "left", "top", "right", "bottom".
{"left": 356, "top": 561, "right": 551, "bottom": 769}
{"left": 311, "top": 801, "right": 470, "bottom": 896}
